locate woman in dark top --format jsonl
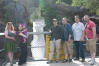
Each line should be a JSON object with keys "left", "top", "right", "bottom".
{"left": 4, "top": 22, "right": 16, "bottom": 66}
{"left": 16, "top": 24, "right": 28, "bottom": 65}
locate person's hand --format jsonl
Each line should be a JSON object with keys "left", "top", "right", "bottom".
{"left": 68, "top": 38, "right": 71, "bottom": 42}
{"left": 80, "top": 37, "right": 84, "bottom": 41}
{"left": 93, "top": 36, "right": 96, "bottom": 40}
{"left": 11, "top": 37, "right": 16, "bottom": 41}
{"left": 23, "top": 39, "right": 26, "bottom": 43}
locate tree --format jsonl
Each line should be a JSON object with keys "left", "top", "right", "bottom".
{"left": 40, "top": 0, "right": 57, "bottom": 30}
{"left": 41, "top": 0, "right": 89, "bottom": 31}
{"left": 72, "top": 0, "right": 99, "bottom": 14}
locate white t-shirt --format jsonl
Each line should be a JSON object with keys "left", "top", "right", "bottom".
{"left": 72, "top": 22, "right": 85, "bottom": 41}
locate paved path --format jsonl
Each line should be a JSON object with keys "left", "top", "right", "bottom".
{"left": 6, "top": 58, "right": 99, "bottom": 66}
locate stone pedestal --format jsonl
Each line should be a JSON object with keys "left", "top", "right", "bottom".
{"left": 31, "top": 19, "right": 46, "bottom": 60}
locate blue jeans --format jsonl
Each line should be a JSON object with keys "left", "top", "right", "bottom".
{"left": 74, "top": 41, "right": 85, "bottom": 59}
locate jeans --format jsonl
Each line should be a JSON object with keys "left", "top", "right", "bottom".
{"left": 74, "top": 41, "right": 85, "bottom": 59}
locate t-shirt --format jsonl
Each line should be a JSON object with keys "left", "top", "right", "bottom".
{"left": 85, "top": 20, "right": 97, "bottom": 39}
{"left": 72, "top": 22, "right": 85, "bottom": 41}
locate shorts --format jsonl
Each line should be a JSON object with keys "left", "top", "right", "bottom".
{"left": 63, "top": 40, "right": 73, "bottom": 56}
{"left": 86, "top": 39, "right": 96, "bottom": 54}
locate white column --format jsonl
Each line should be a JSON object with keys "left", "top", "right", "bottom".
{"left": 31, "top": 19, "right": 46, "bottom": 60}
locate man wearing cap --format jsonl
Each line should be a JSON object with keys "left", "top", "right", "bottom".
{"left": 47, "top": 19, "right": 64, "bottom": 64}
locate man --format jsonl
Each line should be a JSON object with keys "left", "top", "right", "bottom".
{"left": 72, "top": 15, "right": 85, "bottom": 62}
{"left": 47, "top": 19, "right": 64, "bottom": 64}
{"left": 84, "top": 15, "right": 97, "bottom": 65}
{"left": 62, "top": 17, "right": 73, "bottom": 62}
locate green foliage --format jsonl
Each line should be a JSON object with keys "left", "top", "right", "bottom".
{"left": 72, "top": 0, "right": 99, "bottom": 14}
{"left": 62, "top": 0, "right": 72, "bottom": 4}
{"left": 72, "top": 0, "right": 86, "bottom": 6}
{"left": 40, "top": 0, "right": 57, "bottom": 30}
{"left": 96, "top": 9, "right": 99, "bottom": 15}
{"left": 29, "top": 8, "right": 42, "bottom": 24}
{"left": 43, "top": 7, "right": 57, "bottom": 30}
{"left": 41, "top": 0, "right": 89, "bottom": 30}
{"left": 56, "top": 0, "right": 72, "bottom": 5}
{"left": 39, "top": 0, "right": 45, "bottom": 8}
{"left": 56, "top": 0, "right": 62, "bottom": 4}
{"left": 41, "top": 0, "right": 70, "bottom": 30}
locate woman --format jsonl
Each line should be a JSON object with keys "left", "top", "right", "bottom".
{"left": 4, "top": 22, "right": 16, "bottom": 66}
{"left": 16, "top": 24, "right": 28, "bottom": 65}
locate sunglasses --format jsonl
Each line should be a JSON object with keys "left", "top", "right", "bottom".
{"left": 8, "top": 22, "right": 12, "bottom": 26}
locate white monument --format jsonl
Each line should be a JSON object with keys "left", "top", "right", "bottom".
{"left": 31, "top": 19, "right": 46, "bottom": 60}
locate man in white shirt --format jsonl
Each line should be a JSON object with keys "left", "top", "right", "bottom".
{"left": 72, "top": 15, "right": 85, "bottom": 62}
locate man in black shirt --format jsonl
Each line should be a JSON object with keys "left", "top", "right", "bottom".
{"left": 47, "top": 19, "right": 64, "bottom": 64}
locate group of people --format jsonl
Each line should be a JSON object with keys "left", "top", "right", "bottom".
{"left": 4, "top": 22, "right": 28, "bottom": 66}
{"left": 48, "top": 15, "right": 97, "bottom": 65}
{"left": 4, "top": 14, "right": 97, "bottom": 66}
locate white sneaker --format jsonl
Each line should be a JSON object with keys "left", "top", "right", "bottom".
{"left": 90, "top": 59, "right": 95, "bottom": 65}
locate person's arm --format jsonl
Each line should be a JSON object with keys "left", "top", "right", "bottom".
{"left": 90, "top": 22, "right": 96, "bottom": 39}
{"left": 92, "top": 27, "right": 96, "bottom": 39}
{"left": 68, "top": 35, "right": 72, "bottom": 41}
{"left": 19, "top": 32, "right": 27, "bottom": 38}
{"left": 5, "top": 29, "right": 15, "bottom": 40}
{"left": 86, "top": 35, "right": 88, "bottom": 40}
{"left": 80, "top": 23, "right": 85, "bottom": 41}
{"left": 49, "top": 27, "right": 53, "bottom": 35}
{"left": 80, "top": 30, "right": 85, "bottom": 41}
{"left": 67, "top": 24, "right": 73, "bottom": 41}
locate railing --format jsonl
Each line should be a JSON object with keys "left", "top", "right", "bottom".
{"left": 0, "top": 32, "right": 99, "bottom": 61}
{"left": 0, "top": 49, "right": 5, "bottom": 52}
{"left": 0, "top": 33, "right": 4, "bottom": 36}
{"left": 0, "top": 49, "right": 6, "bottom": 66}
{"left": 0, "top": 32, "right": 50, "bottom": 36}
{"left": 0, "top": 33, "right": 5, "bottom": 66}
{"left": 0, "top": 32, "right": 99, "bottom": 49}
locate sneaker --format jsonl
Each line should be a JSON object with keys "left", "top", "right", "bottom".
{"left": 47, "top": 60, "right": 53, "bottom": 64}
{"left": 10, "top": 64, "right": 13, "bottom": 66}
{"left": 90, "top": 59, "right": 95, "bottom": 65}
{"left": 18, "top": 64, "right": 23, "bottom": 66}
{"left": 74, "top": 58, "right": 79, "bottom": 60}
{"left": 56, "top": 60, "right": 60, "bottom": 63}
{"left": 18, "top": 63, "right": 23, "bottom": 66}
{"left": 81, "top": 58, "right": 85, "bottom": 62}
{"left": 10, "top": 62, "right": 13, "bottom": 66}
{"left": 69, "top": 59, "right": 72, "bottom": 62}
{"left": 62, "top": 59, "right": 68, "bottom": 63}
{"left": 13, "top": 60, "right": 16, "bottom": 64}
{"left": 88, "top": 59, "right": 91, "bottom": 62}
